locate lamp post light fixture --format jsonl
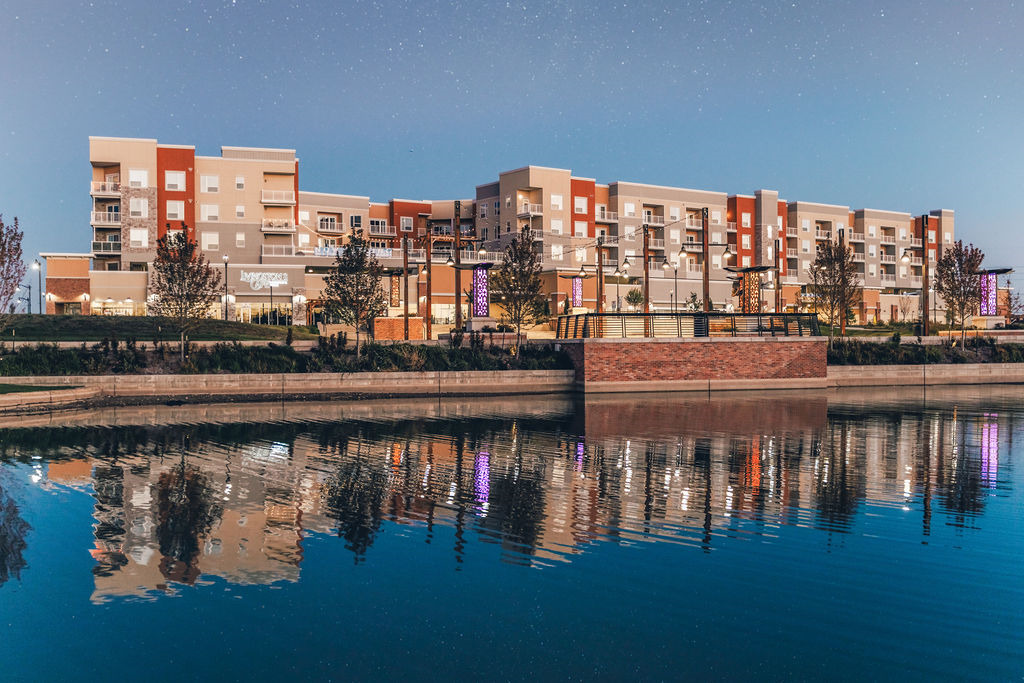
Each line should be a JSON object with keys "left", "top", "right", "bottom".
{"left": 661, "top": 258, "right": 672, "bottom": 312}
{"left": 222, "top": 254, "right": 229, "bottom": 320}
{"left": 31, "top": 260, "right": 41, "bottom": 314}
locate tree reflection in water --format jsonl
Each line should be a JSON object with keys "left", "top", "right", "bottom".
{"left": 0, "top": 471, "right": 30, "bottom": 586}
{"left": 154, "top": 453, "right": 223, "bottom": 584}
{"left": 322, "top": 434, "right": 389, "bottom": 562}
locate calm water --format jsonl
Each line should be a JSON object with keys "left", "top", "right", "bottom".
{"left": 1, "top": 388, "right": 1022, "bottom": 680}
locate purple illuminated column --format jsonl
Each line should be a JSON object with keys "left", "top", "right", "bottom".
{"left": 572, "top": 276, "right": 583, "bottom": 308}
{"left": 473, "top": 267, "right": 489, "bottom": 318}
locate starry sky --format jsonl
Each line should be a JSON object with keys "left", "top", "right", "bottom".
{"left": 1, "top": 0, "right": 1022, "bottom": 283}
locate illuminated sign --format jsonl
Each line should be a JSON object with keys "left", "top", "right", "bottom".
{"left": 980, "top": 272, "right": 997, "bottom": 315}
{"left": 240, "top": 271, "right": 288, "bottom": 290}
{"left": 572, "top": 276, "right": 582, "bottom": 308}
{"left": 743, "top": 272, "right": 759, "bottom": 313}
{"left": 313, "top": 246, "right": 394, "bottom": 259}
{"left": 473, "top": 267, "right": 489, "bottom": 317}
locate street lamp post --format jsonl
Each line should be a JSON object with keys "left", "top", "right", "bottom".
{"left": 222, "top": 255, "right": 229, "bottom": 320}
{"left": 642, "top": 223, "right": 651, "bottom": 313}
{"left": 661, "top": 258, "right": 672, "bottom": 312}
{"left": 31, "top": 260, "right": 41, "bottom": 314}
{"left": 613, "top": 266, "right": 622, "bottom": 311}
{"left": 19, "top": 283, "right": 31, "bottom": 314}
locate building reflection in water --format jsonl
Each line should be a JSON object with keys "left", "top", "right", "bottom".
{"left": 0, "top": 388, "right": 1014, "bottom": 600}
{"left": 0, "top": 469, "right": 31, "bottom": 587}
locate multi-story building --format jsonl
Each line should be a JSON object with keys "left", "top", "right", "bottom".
{"left": 44, "top": 136, "right": 954, "bottom": 328}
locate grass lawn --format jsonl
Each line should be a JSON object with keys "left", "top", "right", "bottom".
{"left": 0, "top": 383, "right": 79, "bottom": 394}
{"left": 2, "top": 315, "right": 319, "bottom": 342}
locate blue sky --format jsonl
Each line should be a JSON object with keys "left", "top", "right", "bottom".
{"left": 1, "top": 0, "right": 1022, "bottom": 280}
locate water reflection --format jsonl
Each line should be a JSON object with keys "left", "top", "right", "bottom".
{"left": 0, "top": 388, "right": 1018, "bottom": 601}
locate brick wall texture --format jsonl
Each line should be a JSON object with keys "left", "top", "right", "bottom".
{"left": 563, "top": 338, "right": 827, "bottom": 385}
{"left": 373, "top": 316, "right": 425, "bottom": 340}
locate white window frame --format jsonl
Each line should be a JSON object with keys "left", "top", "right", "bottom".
{"left": 299, "top": 210, "right": 310, "bottom": 222}
{"left": 574, "top": 196, "right": 587, "bottom": 214}
{"left": 711, "top": 210, "right": 722, "bottom": 224}
{"left": 669, "top": 206, "right": 680, "bottom": 221}
{"left": 944, "top": 232, "right": 952, "bottom": 244}
{"left": 801, "top": 239, "right": 810, "bottom": 254}
{"left": 741, "top": 256, "right": 751, "bottom": 268}
{"left": 129, "top": 197, "right": 148, "bottom": 218}
{"left": 235, "top": 176, "right": 245, "bottom": 190}
{"left": 550, "top": 219, "right": 563, "bottom": 235}
{"left": 201, "top": 204, "right": 219, "bottom": 222}
{"left": 801, "top": 219, "right": 810, "bottom": 231}
{"left": 868, "top": 225, "right": 877, "bottom": 237}
{"left": 575, "top": 247, "right": 586, "bottom": 262}
{"left": 551, "top": 244, "right": 563, "bottom": 261}
{"left": 129, "top": 228, "right": 148, "bottom": 249}
{"left": 201, "top": 231, "right": 219, "bottom": 251}
{"left": 573, "top": 220, "right": 587, "bottom": 237}
{"left": 669, "top": 229, "right": 680, "bottom": 243}
{"left": 128, "top": 169, "right": 148, "bottom": 188}
{"left": 200, "top": 175, "right": 219, "bottom": 193}
{"left": 551, "top": 194, "right": 563, "bottom": 211}
{"left": 624, "top": 202, "right": 636, "bottom": 217}
{"left": 235, "top": 205, "right": 245, "bottom": 219}
{"left": 741, "top": 234, "right": 751, "bottom": 249}
{"left": 166, "top": 200, "right": 184, "bottom": 220}
{"left": 165, "top": 171, "right": 185, "bottom": 191}
{"left": 741, "top": 212, "right": 751, "bottom": 228}
{"left": 350, "top": 215, "right": 362, "bottom": 229}
{"left": 400, "top": 216, "right": 413, "bottom": 231}
{"left": 298, "top": 233, "right": 310, "bottom": 247}
{"left": 235, "top": 232, "right": 245, "bottom": 248}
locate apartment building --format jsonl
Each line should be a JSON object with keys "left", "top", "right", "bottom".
{"left": 45, "top": 137, "right": 953, "bottom": 326}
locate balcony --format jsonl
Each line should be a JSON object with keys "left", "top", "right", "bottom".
{"left": 90, "top": 181, "right": 121, "bottom": 196}
{"left": 908, "top": 277, "right": 923, "bottom": 287}
{"left": 786, "top": 227, "right": 798, "bottom": 236}
{"left": 681, "top": 242, "right": 703, "bottom": 253}
{"left": 815, "top": 229, "right": 831, "bottom": 240}
{"left": 91, "top": 211, "right": 121, "bottom": 226}
{"left": 852, "top": 253, "right": 865, "bottom": 262}
{"left": 317, "top": 221, "right": 345, "bottom": 234}
{"left": 880, "top": 274, "right": 897, "bottom": 284}
{"left": 848, "top": 232, "right": 865, "bottom": 241}
{"left": 261, "top": 189, "right": 296, "bottom": 205}
{"left": 880, "top": 254, "right": 896, "bottom": 264}
{"left": 516, "top": 203, "right": 542, "bottom": 218}
{"left": 262, "top": 244, "right": 296, "bottom": 257}
{"left": 643, "top": 215, "right": 666, "bottom": 226}
{"left": 595, "top": 210, "right": 618, "bottom": 223}
{"left": 369, "top": 224, "right": 398, "bottom": 237}
{"left": 648, "top": 238, "right": 665, "bottom": 250}
{"left": 787, "top": 248, "right": 798, "bottom": 258}
{"left": 92, "top": 240, "right": 121, "bottom": 253}
{"left": 685, "top": 216, "right": 704, "bottom": 229}
{"left": 910, "top": 238, "right": 923, "bottom": 247}
{"left": 261, "top": 218, "right": 297, "bottom": 233}
{"left": 880, "top": 234, "right": 896, "bottom": 245}
{"left": 726, "top": 222, "right": 737, "bottom": 232}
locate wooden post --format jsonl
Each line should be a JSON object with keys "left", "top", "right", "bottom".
{"left": 922, "top": 215, "right": 930, "bottom": 337}
{"left": 403, "top": 236, "right": 409, "bottom": 340}
{"left": 454, "top": 200, "right": 463, "bottom": 330}
{"left": 643, "top": 224, "right": 650, "bottom": 314}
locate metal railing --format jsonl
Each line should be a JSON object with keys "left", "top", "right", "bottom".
{"left": 370, "top": 224, "right": 398, "bottom": 236}
{"left": 92, "top": 240, "right": 121, "bottom": 253}
{"left": 517, "top": 203, "right": 542, "bottom": 217}
{"left": 556, "top": 312, "right": 821, "bottom": 339}
{"left": 90, "top": 181, "right": 121, "bottom": 195}
{"left": 261, "top": 189, "right": 296, "bottom": 204}
{"left": 648, "top": 238, "right": 665, "bottom": 249}
{"left": 595, "top": 210, "right": 618, "bottom": 222}
{"left": 643, "top": 215, "right": 666, "bottom": 226}
{"left": 786, "top": 227, "right": 798, "bottom": 236}
{"left": 848, "top": 232, "right": 865, "bottom": 241}
{"left": 261, "top": 218, "right": 297, "bottom": 232}
{"left": 90, "top": 211, "right": 121, "bottom": 225}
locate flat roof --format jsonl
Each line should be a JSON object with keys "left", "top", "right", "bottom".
{"left": 221, "top": 145, "right": 296, "bottom": 154}
{"left": 40, "top": 252, "right": 92, "bottom": 258}
{"left": 610, "top": 180, "right": 727, "bottom": 197}
{"left": 499, "top": 164, "right": 572, "bottom": 175}
{"left": 88, "top": 136, "right": 157, "bottom": 143}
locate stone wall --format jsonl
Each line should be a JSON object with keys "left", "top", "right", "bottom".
{"left": 562, "top": 337, "right": 828, "bottom": 392}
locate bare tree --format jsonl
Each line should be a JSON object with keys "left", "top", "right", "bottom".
{"left": 1006, "top": 279, "right": 1024, "bottom": 324}
{"left": 0, "top": 215, "right": 27, "bottom": 336}
{"left": 898, "top": 293, "right": 917, "bottom": 323}
{"left": 934, "top": 240, "right": 984, "bottom": 345}
{"left": 323, "top": 229, "right": 387, "bottom": 355}
{"left": 809, "top": 240, "right": 861, "bottom": 345}
{"left": 148, "top": 231, "right": 222, "bottom": 361}
{"left": 490, "top": 226, "right": 546, "bottom": 352}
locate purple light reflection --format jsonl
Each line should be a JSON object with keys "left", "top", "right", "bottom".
{"left": 474, "top": 451, "right": 490, "bottom": 509}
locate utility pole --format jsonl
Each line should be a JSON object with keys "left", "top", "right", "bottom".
{"left": 454, "top": 200, "right": 463, "bottom": 330}
{"left": 420, "top": 214, "right": 432, "bottom": 340}
{"left": 774, "top": 237, "right": 782, "bottom": 313}
{"left": 839, "top": 226, "right": 846, "bottom": 336}
{"left": 642, "top": 224, "right": 650, "bottom": 313}
{"left": 402, "top": 236, "right": 410, "bottom": 340}
{"left": 701, "top": 207, "right": 711, "bottom": 312}
{"left": 595, "top": 236, "right": 605, "bottom": 313}
{"left": 922, "top": 215, "right": 930, "bottom": 337}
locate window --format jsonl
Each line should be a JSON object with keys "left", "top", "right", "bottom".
{"left": 401, "top": 216, "right": 413, "bottom": 231}
{"left": 129, "top": 197, "right": 148, "bottom": 218}
{"left": 741, "top": 212, "right": 751, "bottom": 228}
{"left": 201, "top": 204, "right": 219, "bottom": 221}
{"left": 166, "top": 200, "right": 184, "bottom": 220}
{"left": 669, "top": 206, "right": 680, "bottom": 221}
{"left": 899, "top": 228, "right": 907, "bottom": 241}
{"left": 299, "top": 210, "right": 310, "bottom": 222}
{"left": 801, "top": 239, "right": 810, "bottom": 253}
{"left": 235, "top": 232, "right": 245, "bottom": 248}
{"left": 625, "top": 225, "right": 637, "bottom": 239}
{"left": 869, "top": 265, "right": 876, "bottom": 276}
{"left": 235, "top": 176, "right": 245, "bottom": 190}
{"left": 767, "top": 246, "right": 773, "bottom": 261}
{"left": 801, "top": 219, "right": 810, "bottom": 231}
{"left": 129, "top": 229, "right": 148, "bottom": 248}
{"left": 575, "top": 247, "right": 586, "bottom": 262}
{"left": 165, "top": 171, "right": 185, "bottom": 191}
{"left": 298, "top": 233, "right": 310, "bottom": 247}
{"left": 712, "top": 254, "right": 721, "bottom": 268}
{"left": 944, "top": 232, "right": 952, "bottom": 243}
{"left": 350, "top": 215, "right": 362, "bottom": 229}
{"left": 319, "top": 216, "right": 337, "bottom": 231}
{"left": 574, "top": 196, "right": 587, "bottom": 214}
{"left": 551, "top": 194, "right": 563, "bottom": 210}
{"left": 551, "top": 244, "right": 563, "bottom": 261}
{"left": 596, "top": 203, "right": 607, "bottom": 218}
{"left": 494, "top": 201, "right": 499, "bottom": 211}
{"left": 128, "top": 169, "right": 148, "bottom": 188}
{"left": 868, "top": 225, "right": 877, "bottom": 237}
{"left": 201, "top": 175, "right": 219, "bottom": 193}
{"left": 711, "top": 210, "right": 722, "bottom": 224}
{"left": 201, "top": 231, "right": 219, "bottom": 251}
{"left": 624, "top": 202, "right": 636, "bottom": 217}
{"left": 480, "top": 205, "right": 487, "bottom": 218}
{"left": 505, "top": 195, "right": 511, "bottom": 208}
{"left": 803, "top": 260, "right": 811, "bottom": 272}
{"left": 928, "top": 230, "right": 936, "bottom": 242}
{"left": 669, "top": 229, "right": 680, "bottom": 243}
{"left": 742, "top": 256, "right": 751, "bottom": 267}
{"left": 712, "top": 232, "right": 722, "bottom": 244}
{"left": 928, "top": 248, "right": 936, "bottom": 261}
{"left": 868, "top": 244, "right": 876, "bottom": 256}
{"left": 741, "top": 234, "right": 751, "bottom": 249}
{"left": 837, "top": 223, "right": 844, "bottom": 232}
{"left": 235, "top": 205, "right": 245, "bottom": 219}
{"left": 574, "top": 221, "right": 587, "bottom": 237}
{"left": 550, "top": 219, "right": 563, "bottom": 235}
{"left": 777, "top": 216, "right": 783, "bottom": 227}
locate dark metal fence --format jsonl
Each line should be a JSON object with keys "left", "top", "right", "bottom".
{"left": 555, "top": 312, "right": 821, "bottom": 339}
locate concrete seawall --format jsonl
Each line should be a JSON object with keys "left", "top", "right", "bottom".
{"left": 827, "top": 363, "right": 1024, "bottom": 387}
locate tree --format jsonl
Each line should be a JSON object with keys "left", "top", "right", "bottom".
{"left": 1006, "top": 280, "right": 1024, "bottom": 324}
{"left": 148, "top": 231, "right": 222, "bottom": 361}
{"left": 898, "top": 293, "right": 917, "bottom": 323}
{"left": 490, "top": 226, "right": 546, "bottom": 351}
{"left": 0, "top": 215, "right": 26, "bottom": 336}
{"left": 683, "top": 292, "right": 701, "bottom": 312}
{"left": 809, "top": 240, "right": 861, "bottom": 345}
{"left": 625, "top": 287, "right": 645, "bottom": 311}
{"left": 323, "top": 229, "right": 387, "bottom": 355}
{"left": 934, "top": 240, "right": 984, "bottom": 345}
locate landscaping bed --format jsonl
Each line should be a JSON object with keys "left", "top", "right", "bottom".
{"left": 828, "top": 336, "right": 1024, "bottom": 365}
{"left": 2, "top": 314, "right": 318, "bottom": 342}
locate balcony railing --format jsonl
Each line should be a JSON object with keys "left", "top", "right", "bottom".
{"left": 848, "top": 232, "right": 865, "bottom": 241}
{"left": 517, "top": 203, "right": 542, "bottom": 218}
{"left": 880, "top": 254, "right": 896, "bottom": 263}
{"left": 369, "top": 224, "right": 398, "bottom": 237}
{"left": 685, "top": 217, "right": 705, "bottom": 229}
{"left": 880, "top": 234, "right": 896, "bottom": 244}
{"left": 595, "top": 210, "right": 618, "bottom": 222}
{"left": 880, "top": 274, "right": 897, "bottom": 284}
{"left": 556, "top": 312, "right": 821, "bottom": 339}
{"left": 681, "top": 242, "right": 703, "bottom": 253}
{"left": 852, "top": 253, "right": 865, "bottom": 262}
{"left": 725, "top": 222, "right": 737, "bottom": 232}
{"left": 92, "top": 240, "right": 121, "bottom": 253}
{"left": 91, "top": 211, "right": 121, "bottom": 225}
{"left": 786, "top": 248, "right": 798, "bottom": 257}
{"left": 648, "top": 238, "right": 665, "bottom": 249}
{"left": 786, "top": 227, "right": 798, "bottom": 236}
{"left": 317, "top": 221, "right": 345, "bottom": 234}
{"left": 261, "top": 219, "right": 297, "bottom": 233}
{"left": 261, "top": 189, "right": 296, "bottom": 205}
{"left": 90, "top": 181, "right": 121, "bottom": 196}
{"left": 643, "top": 215, "right": 666, "bottom": 226}
{"left": 910, "top": 238, "right": 923, "bottom": 247}
{"left": 815, "top": 229, "right": 831, "bottom": 239}
{"left": 262, "top": 244, "right": 296, "bottom": 257}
